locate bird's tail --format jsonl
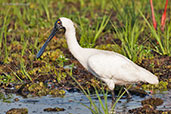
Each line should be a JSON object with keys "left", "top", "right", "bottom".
{"left": 140, "top": 68, "right": 159, "bottom": 84}
{"left": 145, "top": 74, "right": 159, "bottom": 84}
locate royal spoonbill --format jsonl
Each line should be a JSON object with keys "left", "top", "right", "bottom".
{"left": 36, "top": 17, "right": 159, "bottom": 100}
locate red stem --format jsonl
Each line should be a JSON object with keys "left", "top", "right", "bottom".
{"left": 150, "top": 0, "right": 157, "bottom": 30}
{"left": 161, "top": 0, "right": 168, "bottom": 32}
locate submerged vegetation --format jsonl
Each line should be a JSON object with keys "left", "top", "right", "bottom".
{"left": 0, "top": 0, "right": 170, "bottom": 113}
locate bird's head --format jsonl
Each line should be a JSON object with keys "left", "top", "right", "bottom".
{"left": 36, "top": 17, "right": 74, "bottom": 59}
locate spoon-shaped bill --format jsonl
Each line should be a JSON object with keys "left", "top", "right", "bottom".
{"left": 36, "top": 28, "right": 58, "bottom": 58}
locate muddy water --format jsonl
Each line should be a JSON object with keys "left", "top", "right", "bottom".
{"left": 0, "top": 90, "right": 170, "bottom": 114}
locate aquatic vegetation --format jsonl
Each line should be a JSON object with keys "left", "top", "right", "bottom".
{"left": 0, "top": 92, "right": 13, "bottom": 103}
{"left": 141, "top": 98, "right": 163, "bottom": 107}
{"left": 44, "top": 107, "right": 65, "bottom": 112}
{"left": 56, "top": 55, "right": 69, "bottom": 67}
{"left": 6, "top": 108, "right": 28, "bottom": 114}
{"left": 129, "top": 97, "right": 171, "bottom": 114}
{"left": 18, "top": 82, "right": 65, "bottom": 97}
{"left": 142, "top": 81, "right": 168, "bottom": 90}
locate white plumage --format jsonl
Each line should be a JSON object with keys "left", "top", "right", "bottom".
{"left": 37, "top": 17, "right": 159, "bottom": 98}
{"left": 60, "top": 17, "right": 159, "bottom": 89}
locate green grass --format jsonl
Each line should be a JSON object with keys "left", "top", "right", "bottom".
{"left": 79, "top": 15, "right": 110, "bottom": 48}
{"left": 112, "top": 18, "right": 145, "bottom": 62}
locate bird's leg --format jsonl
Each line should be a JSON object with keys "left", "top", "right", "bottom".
{"left": 111, "top": 90, "right": 115, "bottom": 104}
{"left": 124, "top": 87, "right": 132, "bottom": 99}
{"left": 110, "top": 90, "right": 116, "bottom": 114}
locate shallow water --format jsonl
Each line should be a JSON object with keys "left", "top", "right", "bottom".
{"left": 0, "top": 90, "right": 170, "bottom": 114}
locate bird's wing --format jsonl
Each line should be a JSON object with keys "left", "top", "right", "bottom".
{"left": 87, "top": 53, "right": 142, "bottom": 84}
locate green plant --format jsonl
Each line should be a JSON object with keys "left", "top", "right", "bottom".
{"left": 0, "top": 73, "right": 13, "bottom": 83}
{"left": 111, "top": 0, "right": 139, "bottom": 27}
{"left": 0, "top": 8, "right": 11, "bottom": 63}
{"left": 82, "top": 85, "right": 109, "bottom": 114}
{"left": 111, "top": 0, "right": 148, "bottom": 62}
{"left": 54, "top": 69, "right": 67, "bottom": 83}
{"left": 20, "top": 59, "right": 32, "bottom": 82}
{"left": 112, "top": 19, "right": 145, "bottom": 62}
{"left": 0, "top": 92, "right": 13, "bottom": 103}
{"left": 39, "top": 0, "right": 50, "bottom": 21}
{"left": 79, "top": 15, "right": 110, "bottom": 48}
{"left": 56, "top": 55, "right": 69, "bottom": 67}
{"left": 139, "top": 10, "right": 170, "bottom": 55}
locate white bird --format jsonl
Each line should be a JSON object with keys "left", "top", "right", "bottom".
{"left": 37, "top": 17, "right": 159, "bottom": 100}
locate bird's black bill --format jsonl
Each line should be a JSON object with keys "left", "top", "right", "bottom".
{"left": 36, "top": 28, "right": 58, "bottom": 58}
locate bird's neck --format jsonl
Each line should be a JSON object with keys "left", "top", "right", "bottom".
{"left": 65, "top": 27, "right": 84, "bottom": 61}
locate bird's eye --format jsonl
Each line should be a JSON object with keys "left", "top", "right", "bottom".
{"left": 57, "top": 20, "right": 61, "bottom": 24}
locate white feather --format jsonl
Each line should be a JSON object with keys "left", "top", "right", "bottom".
{"left": 60, "top": 17, "right": 159, "bottom": 91}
